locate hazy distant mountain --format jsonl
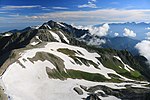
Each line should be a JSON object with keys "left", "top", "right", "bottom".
{"left": 78, "top": 32, "right": 140, "bottom": 55}
{"left": 101, "top": 36, "right": 140, "bottom": 55}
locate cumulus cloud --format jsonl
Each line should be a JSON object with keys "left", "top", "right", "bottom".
{"left": 78, "top": 0, "right": 97, "bottom": 8}
{"left": 88, "top": 37, "right": 106, "bottom": 45}
{"left": 145, "top": 27, "right": 150, "bottom": 30}
{"left": 73, "top": 23, "right": 110, "bottom": 37}
{"left": 135, "top": 40, "right": 150, "bottom": 64}
{"left": 123, "top": 28, "right": 136, "bottom": 37}
{"left": 114, "top": 32, "right": 119, "bottom": 36}
{"left": 145, "top": 32, "right": 150, "bottom": 40}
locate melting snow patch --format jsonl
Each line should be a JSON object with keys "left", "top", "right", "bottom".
{"left": 113, "top": 56, "right": 134, "bottom": 72}
{"left": 59, "top": 31, "right": 69, "bottom": 43}
{"left": 3, "top": 33, "right": 12, "bottom": 37}
{"left": 30, "top": 42, "right": 39, "bottom": 46}
{"left": 49, "top": 31, "right": 61, "bottom": 42}
{"left": 57, "top": 22, "right": 66, "bottom": 27}
{"left": 35, "top": 36, "right": 42, "bottom": 42}
{"left": 44, "top": 24, "right": 51, "bottom": 30}
{"left": 80, "top": 34, "right": 87, "bottom": 38}
{"left": 31, "top": 25, "right": 41, "bottom": 29}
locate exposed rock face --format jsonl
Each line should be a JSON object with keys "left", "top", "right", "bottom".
{"left": 73, "top": 87, "right": 83, "bottom": 95}
{"left": 0, "top": 86, "right": 7, "bottom": 100}
{"left": 86, "top": 94, "right": 101, "bottom": 100}
{"left": 85, "top": 85, "right": 150, "bottom": 100}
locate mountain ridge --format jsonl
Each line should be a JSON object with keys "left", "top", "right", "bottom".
{"left": 0, "top": 20, "right": 150, "bottom": 100}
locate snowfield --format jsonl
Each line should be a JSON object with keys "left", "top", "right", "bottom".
{"left": 0, "top": 42, "right": 148, "bottom": 100}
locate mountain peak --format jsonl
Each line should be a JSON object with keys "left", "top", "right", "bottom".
{"left": 0, "top": 20, "right": 150, "bottom": 100}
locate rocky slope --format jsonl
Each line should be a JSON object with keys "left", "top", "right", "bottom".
{"left": 0, "top": 20, "right": 150, "bottom": 100}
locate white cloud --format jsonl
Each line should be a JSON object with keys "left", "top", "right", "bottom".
{"left": 114, "top": 32, "right": 119, "bottom": 36}
{"left": 1, "top": 5, "right": 41, "bottom": 10}
{"left": 145, "top": 27, "right": 150, "bottom": 30}
{"left": 135, "top": 40, "right": 150, "bottom": 64}
{"left": 146, "top": 32, "right": 150, "bottom": 40}
{"left": 73, "top": 23, "right": 109, "bottom": 37}
{"left": 52, "top": 7, "right": 68, "bottom": 10}
{"left": 78, "top": 0, "right": 97, "bottom": 8}
{"left": 123, "top": 28, "right": 136, "bottom": 37}
{"left": 88, "top": 37, "right": 106, "bottom": 45}
{"left": 0, "top": 12, "right": 7, "bottom": 14}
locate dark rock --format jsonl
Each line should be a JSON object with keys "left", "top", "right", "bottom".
{"left": 73, "top": 87, "right": 83, "bottom": 95}
{"left": 87, "top": 85, "right": 150, "bottom": 100}
{"left": 96, "top": 92, "right": 108, "bottom": 97}
{"left": 86, "top": 94, "right": 101, "bottom": 100}
{"left": 80, "top": 85, "right": 88, "bottom": 91}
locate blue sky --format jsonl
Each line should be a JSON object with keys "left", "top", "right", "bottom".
{"left": 1, "top": 0, "right": 150, "bottom": 32}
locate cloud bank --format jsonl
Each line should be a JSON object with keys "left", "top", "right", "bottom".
{"left": 123, "top": 28, "right": 136, "bottom": 37}
{"left": 23, "top": 9, "right": 150, "bottom": 25}
{"left": 73, "top": 23, "right": 110, "bottom": 37}
{"left": 1, "top": 5, "right": 41, "bottom": 10}
{"left": 146, "top": 32, "right": 150, "bottom": 40}
{"left": 52, "top": 7, "right": 68, "bottom": 10}
{"left": 145, "top": 27, "right": 150, "bottom": 30}
{"left": 135, "top": 40, "right": 150, "bottom": 64}
{"left": 88, "top": 37, "right": 106, "bottom": 45}
{"left": 2, "top": 8, "right": 150, "bottom": 32}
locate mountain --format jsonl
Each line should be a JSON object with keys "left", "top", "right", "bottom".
{"left": 0, "top": 20, "right": 150, "bottom": 100}
{"left": 79, "top": 32, "right": 140, "bottom": 55}
{"left": 101, "top": 36, "right": 140, "bottom": 55}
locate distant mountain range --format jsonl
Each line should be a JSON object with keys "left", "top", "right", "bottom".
{"left": 78, "top": 31, "right": 140, "bottom": 55}
{"left": 100, "top": 36, "right": 140, "bottom": 55}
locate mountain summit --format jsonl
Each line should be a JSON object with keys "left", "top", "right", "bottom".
{"left": 0, "top": 20, "right": 150, "bottom": 100}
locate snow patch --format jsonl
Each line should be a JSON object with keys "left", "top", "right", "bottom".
{"left": 31, "top": 25, "right": 41, "bottom": 29}
{"left": 44, "top": 24, "right": 51, "bottom": 30}
{"left": 113, "top": 56, "right": 134, "bottom": 72}
{"left": 80, "top": 34, "right": 87, "bottom": 38}
{"left": 35, "top": 36, "right": 42, "bottom": 42}
{"left": 3, "top": 33, "right": 12, "bottom": 37}
{"left": 59, "top": 31, "right": 69, "bottom": 43}
{"left": 30, "top": 42, "right": 39, "bottom": 46}
{"left": 57, "top": 22, "right": 66, "bottom": 27}
{"left": 49, "top": 31, "right": 61, "bottom": 42}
